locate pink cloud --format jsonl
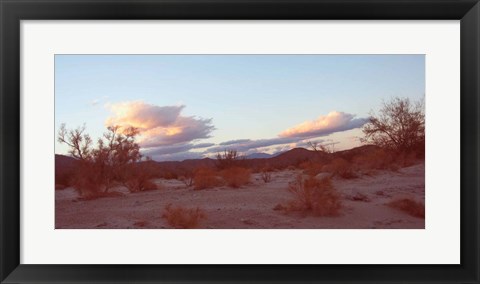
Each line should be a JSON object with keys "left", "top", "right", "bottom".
{"left": 279, "top": 111, "right": 367, "bottom": 138}
{"left": 105, "top": 101, "right": 215, "bottom": 148}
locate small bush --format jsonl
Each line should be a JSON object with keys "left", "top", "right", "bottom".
{"left": 162, "top": 204, "right": 206, "bottom": 229}
{"left": 193, "top": 167, "right": 221, "bottom": 190}
{"left": 216, "top": 149, "right": 244, "bottom": 170}
{"left": 124, "top": 165, "right": 160, "bottom": 193}
{"left": 354, "top": 149, "right": 395, "bottom": 170}
{"left": 300, "top": 161, "right": 324, "bottom": 176}
{"left": 260, "top": 168, "right": 272, "bottom": 183}
{"left": 324, "top": 158, "right": 357, "bottom": 179}
{"left": 285, "top": 175, "right": 342, "bottom": 216}
{"left": 221, "top": 167, "right": 251, "bottom": 188}
{"left": 179, "top": 175, "right": 194, "bottom": 187}
{"left": 387, "top": 198, "right": 425, "bottom": 218}
{"left": 70, "top": 161, "right": 106, "bottom": 197}
{"left": 395, "top": 151, "right": 418, "bottom": 167}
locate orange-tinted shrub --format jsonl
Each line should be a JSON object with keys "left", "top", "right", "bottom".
{"left": 285, "top": 175, "right": 342, "bottom": 216}
{"left": 193, "top": 167, "right": 221, "bottom": 190}
{"left": 221, "top": 167, "right": 251, "bottom": 188}
{"left": 300, "top": 161, "right": 324, "bottom": 176}
{"left": 354, "top": 148, "right": 395, "bottom": 170}
{"left": 387, "top": 198, "right": 425, "bottom": 218}
{"left": 395, "top": 151, "right": 418, "bottom": 167}
{"left": 323, "top": 158, "right": 357, "bottom": 179}
{"left": 162, "top": 204, "right": 206, "bottom": 229}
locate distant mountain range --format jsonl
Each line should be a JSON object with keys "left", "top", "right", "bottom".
{"left": 56, "top": 145, "right": 379, "bottom": 182}
{"left": 244, "top": 151, "right": 285, "bottom": 159}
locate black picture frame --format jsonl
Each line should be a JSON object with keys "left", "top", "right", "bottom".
{"left": 1, "top": 0, "right": 479, "bottom": 283}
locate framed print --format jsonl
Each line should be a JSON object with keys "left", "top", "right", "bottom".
{"left": 1, "top": 0, "right": 479, "bottom": 283}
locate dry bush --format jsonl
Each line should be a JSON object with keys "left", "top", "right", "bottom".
{"left": 69, "top": 160, "right": 106, "bottom": 197}
{"left": 300, "top": 161, "right": 324, "bottom": 176}
{"left": 387, "top": 198, "right": 425, "bottom": 218}
{"left": 395, "top": 151, "right": 418, "bottom": 167}
{"left": 58, "top": 124, "right": 146, "bottom": 198}
{"left": 354, "top": 148, "right": 396, "bottom": 170}
{"left": 193, "top": 167, "right": 221, "bottom": 190}
{"left": 126, "top": 178, "right": 160, "bottom": 193}
{"left": 285, "top": 175, "right": 342, "bottom": 216}
{"left": 362, "top": 97, "right": 425, "bottom": 155}
{"left": 260, "top": 167, "right": 272, "bottom": 183}
{"left": 216, "top": 149, "right": 244, "bottom": 170}
{"left": 123, "top": 163, "right": 160, "bottom": 193}
{"left": 179, "top": 175, "right": 194, "bottom": 187}
{"left": 162, "top": 204, "right": 206, "bottom": 229}
{"left": 323, "top": 158, "right": 357, "bottom": 179}
{"left": 221, "top": 167, "right": 251, "bottom": 188}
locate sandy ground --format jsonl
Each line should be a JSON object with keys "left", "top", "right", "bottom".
{"left": 55, "top": 163, "right": 425, "bottom": 229}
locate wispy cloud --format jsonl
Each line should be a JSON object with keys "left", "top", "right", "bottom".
{"left": 279, "top": 111, "right": 367, "bottom": 138}
{"left": 202, "top": 111, "right": 366, "bottom": 155}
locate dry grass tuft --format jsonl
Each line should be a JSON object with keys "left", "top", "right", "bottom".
{"left": 221, "top": 167, "right": 251, "bottom": 188}
{"left": 193, "top": 167, "right": 221, "bottom": 190}
{"left": 387, "top": 198, "right": 425, "bottom": 218}
{"left": 284, "top": 175, "right": 342, "bottom": 216}
{"left": 162, "top": 204, "right": 206, "bottom": 229}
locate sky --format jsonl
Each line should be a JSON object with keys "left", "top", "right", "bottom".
{"left": 55, "top": 54, "right": 425, "bottom": 161}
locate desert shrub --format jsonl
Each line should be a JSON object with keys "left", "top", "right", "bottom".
{"left": 300, "top": 161, "right": 324, "bottom": 176}
{"left": 395, "top": 151, "right": 418, "bottom": 167}
{"left": 126, "top": 178, "right": 159, "bottom": 193}
{"left": 179, "top": 175, "right": 194, "bottom": 187}
{"left": 216, "top": 149, "right": 244, "bottom": 170}
{"left": 69, "top": 160, "right": 107, "bottom": 197}
{"left": 162, "top": 171, "right": 179, "bottom": 180}
{"left": 324, "top": 158, "right": 357, "bottom": 179}
{"left": 162, "top": 204, "right": 206, "bottom": 229}
{"left": 362, "top": 97, "right": 425, "bottom": 155}
{"left": 260, "top": 168, "right": 272, "bottom": 183}
{"left": 123, "top": 163, "right": 160, "bottom": 193}
{"left": 55, "top": 167, "right": 75, "bottom": 189}
{"left": 354, "top": 148, "right": 396, "bottom": 170}
{"left": 193, "top": 167, "right": 221, "bottom": 190}
{"left": 58, "top": 124, "right": 144, "bottom": 198}
{"left": 286, "top": 165, "right": 296, "bottom": 171}
{"left": 221, "top": 167, "right": 251, "bottom": 188}
{"left": 285, "top": 175, "right": 342, "bottom": 216}
{"left": 387, "top": 198, "right": 425, "bottom": 218}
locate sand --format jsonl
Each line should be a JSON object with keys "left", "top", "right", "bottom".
{"left": 55, "top": 163, "right": 425, "bottom": 229}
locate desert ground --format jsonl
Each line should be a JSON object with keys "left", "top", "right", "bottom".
{"left": 55, "top": 162, "right": 425, "bottom": 229}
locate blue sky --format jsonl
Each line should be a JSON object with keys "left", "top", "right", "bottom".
{"left": 55, "top": 55, "right": 425, "bottom": 161}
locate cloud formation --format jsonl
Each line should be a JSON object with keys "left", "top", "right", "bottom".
{"left": 105, "top": 101, "right": 215, "bottom": 148}
{"left": 203, "top": 111, "right": 365, "bottom": 155}
{"left": 204, "top": 137, "right": 300, "bottom": 154}
{"left": 279, "top": 111, "right": 367, "bottom": 138}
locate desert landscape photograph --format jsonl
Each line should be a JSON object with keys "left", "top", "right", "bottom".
{"left": 55, "top": 55, "right": 425, "bottom": 229}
